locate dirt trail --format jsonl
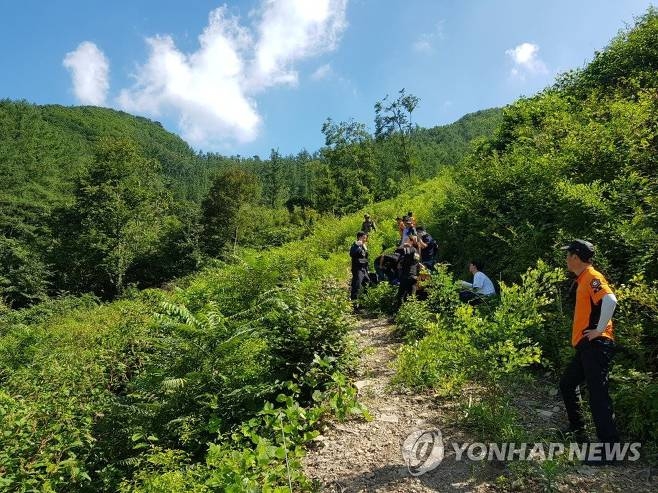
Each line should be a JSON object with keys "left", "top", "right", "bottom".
{"left": 302, "top": 317, "right": 498, "bottom": 492}
{"left": 302, "top": 317, "right": 655, "bottom": 492}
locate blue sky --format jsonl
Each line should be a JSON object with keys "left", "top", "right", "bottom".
{"left": 1, "top": 0, "right": 655, "bottom": 157}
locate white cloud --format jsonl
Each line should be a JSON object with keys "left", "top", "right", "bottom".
{"left": 505, "top": 42, "right": 548, "bottom": 79}
{"left": 68, "top": 1, "right": 348, "bottom": 148}
{"left": 63, "top": 42, "right": 110, "bottom": 106}
{"left": 412, "top": 20, "right": 445, "bottom": 54}
{"left": 117, "top": 7, "right": 261, "bottom": 146}
{"left": 311, "top": 63, "right": 332, "bottom": 80}
{"left": 412, "top": 38, "right": 432, "bottom": 54}
{"left": 250, "top": 0, "right": 348, "bottom": 89}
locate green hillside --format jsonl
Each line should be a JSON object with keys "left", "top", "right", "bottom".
{"left": 388, "top": 7, "right": 658, "bottom": 477}
{"left": 0, "top": 99, "right": 500, "bottom": 307}
{"left": 0, "top": 182, "right": 443, "bottom": 491}
{"left": 0, "top": 102, "right": 202, "bottom": 200}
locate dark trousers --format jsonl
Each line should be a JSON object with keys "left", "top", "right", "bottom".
{"left": 396, "top": 277, "right": 417, "bottom": 305}
{"left": 559, "top": 338, "right": 619, "bottom": 442}
{"left": 350, "top": 269, "right": 369, "bottom": 301}
{"left": 459, "top": 290, "right": 483, "bottom": 305}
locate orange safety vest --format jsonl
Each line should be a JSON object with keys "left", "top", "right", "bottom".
{"left": 571, "top": 265, "right": 615, "bottom": 347}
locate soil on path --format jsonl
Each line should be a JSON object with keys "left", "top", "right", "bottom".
{"left": 302, "top": 317, "right": 655, "bottom": 493}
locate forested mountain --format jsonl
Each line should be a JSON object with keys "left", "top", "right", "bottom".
{"left": 0, "top": 99, "right": 500, "bottom": 306}
{"left": 0, "top": 103, "right": 202, "bottom": 199}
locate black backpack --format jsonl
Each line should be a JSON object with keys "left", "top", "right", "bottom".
{"left": 396, "top": 246, "right": 419, "bottom": 276}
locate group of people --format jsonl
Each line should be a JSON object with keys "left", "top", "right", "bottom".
{"left": 350, "top": 212, "right": 441, "bottom": 309}
{"left": 350, "top": 221, "right": 621, "bottom": 464}
{"left": 352, "top": 211, "right": 493, "bottom": 308}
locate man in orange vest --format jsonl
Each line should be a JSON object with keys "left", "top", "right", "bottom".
{"left": 559, "top": 240, "right": 619, "bottom": 459}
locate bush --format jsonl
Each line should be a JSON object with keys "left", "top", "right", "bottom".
{"left": 358, "top": 282, "right": 397, "bottom": 316}
{"left": 393, "top": 323, "right": 474, "bottom": 393}
{"left": 395, "top": 264, "right": 558, "bottom": 392}
{"left": 424, "top": 264, "right": 460, "bottom": 321}
{"left": 614, "top": 274, "right": 658, "bottom": 373}
{"left": 0, "top": 203, "right": 367, "bottom": 490}
{"left": 394, "top": 299, "right": 433, "bottom": 342}
{"left": 611, "top": 369, "right": 658, "bottom": 444}
{"left": 460, "top": 393, "right": 529, "bottom": 443}
{"left": 0, "top": 236, "right": 50, "bottom": 308}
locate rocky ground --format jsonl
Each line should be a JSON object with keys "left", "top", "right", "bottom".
{"left": 302, "top": 317, "right": 655, "bottom": 492}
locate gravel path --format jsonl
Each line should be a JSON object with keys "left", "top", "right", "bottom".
{"left": 302, "top": 317, "right": 499, "bottom": 492}
{"left": 302, "top": 317, "right": 655, "bottom": 492}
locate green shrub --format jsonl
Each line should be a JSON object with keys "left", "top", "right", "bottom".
{"left": 265, "top": 280, "right": 354, "bottom": 378}
{"left": 121, "top": 373, "right": 368, "bottom": 493}
{"left": 424, "top": 264, "right": 460, "bottom": 321}
{"left": 460, "top": 393, "right": 529, "bottom": 443}
{"left": 394, "top": 299, "right": 433, "bottom": 342}
{"left": 393, "top": 324, "right": 473, "bottom": 393}
{"left": 358, "top": 282, "right": 397, "bottom": 315}
{"left": 611, "top": 369, "right": 658, "bottom": 444}
{"left": 614, "top": 274, "right": 658, "bottom": 373}
{"left": 0, "top": 293, "right": 99, "bottom": 333}
{"left": 396, "top": 264, "right": 557, "bottom": 389}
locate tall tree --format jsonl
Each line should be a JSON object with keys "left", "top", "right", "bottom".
{"left": 263, "top": 148, "right": 286, "bottom": 208}
{"left": 200, "top": 168, "right": 261, "bottom": 255}
{"left": 0, "top": 236, "right": 49, "bottom": 307}
{"left": 320, "top": 118, "right": 376, "bottom": 213}
{"left": 374, "top": 88, "right": 420, "bottom": 180}
{"left": 51, "top": 137, "right": 171, "bottom": 297}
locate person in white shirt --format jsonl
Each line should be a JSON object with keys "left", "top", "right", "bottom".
{"left": 400, "top": 216, "right": 416, "bottom": 245}
{"left": 459, "top": 260, "right": 496, "bottom": 304}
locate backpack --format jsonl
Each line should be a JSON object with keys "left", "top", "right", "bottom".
{"left": 396, "top": 246, "right": 420, "bottom": 277}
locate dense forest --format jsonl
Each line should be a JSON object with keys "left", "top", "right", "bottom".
{"left": 0, "top": 7, "right": 656, "bottom": 492}
{"left": 0, "top": 99, "right": 501, "bottom": 306}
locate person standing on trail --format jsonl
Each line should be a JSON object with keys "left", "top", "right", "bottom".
{"left": 361, "top": 214, "right": 377, "bottom": 234}
{"left": 559, "top": 240, "right": 619, "bottom": 460}
{"left": 396, "top": 217, "right": 405, "bottom": 239}
{"left": 349, "top": 231, "right": 370, "bottom": 304}
{"left": 406, "top": 211, "right": 417, "bottom": 227}
{"left": 395, "top": 235, "right": 421, "bottom": 307}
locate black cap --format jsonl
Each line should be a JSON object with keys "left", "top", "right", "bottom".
{"left": 561, "top": 239, "right": 595, "bottom": 261}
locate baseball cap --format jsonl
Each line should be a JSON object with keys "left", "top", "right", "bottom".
{"left": 561, "top": 239, "right": 595, "bottom": 261}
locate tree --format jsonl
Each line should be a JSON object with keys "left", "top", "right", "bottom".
{"left": 374, "top": 88, "right": 420, "bottom": 180}
{"left": 51, "top": 137, "right": 171, "bottom": 297}
{"left": 0, "top": 236, "right": 49, "bottom": 307}
{"left": 200, "top": 168, "right": 261, "bottom": 255}
{"left": 263, "top": 148, "right": 287, "bottom": 208}
{"left": 320, "top": 118, "right": 376, "bottom": 213}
